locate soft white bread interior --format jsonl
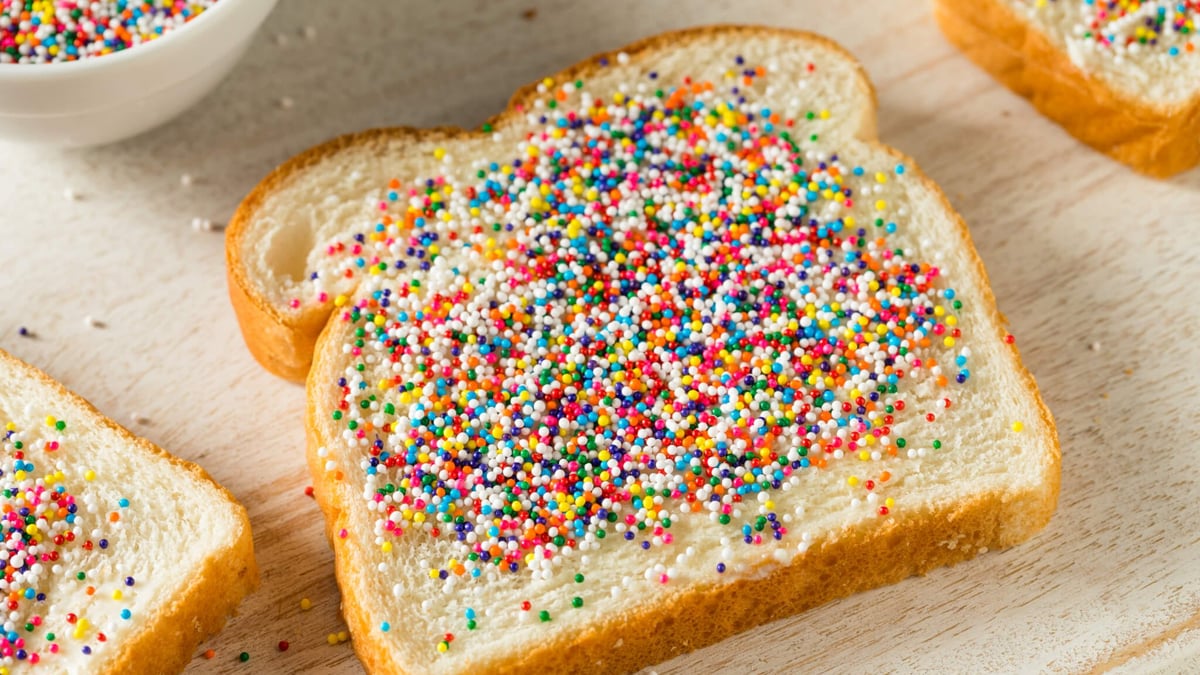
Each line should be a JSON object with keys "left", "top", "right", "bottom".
{"left": 227, "top": 26, "right": 1059, "bottom": 674}
{"left": 935, "top": 0, "right": 1200, "bottom": 177}
{"left": 0, "top": 349, "right": 257, "bottom": 674}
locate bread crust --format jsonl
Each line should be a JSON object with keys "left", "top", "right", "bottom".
{"left": 229, "top": 25, "right": 1062, "bottom": 674}
{"left": 934, "top": 0, "right": 1200, "bottom": 178}
{"left": 0, "top": 349, "right": 259, "bottom": 674}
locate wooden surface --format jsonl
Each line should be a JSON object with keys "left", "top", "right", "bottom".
{"left": 1, "top": 1, "right": 1198, "bottom": 672}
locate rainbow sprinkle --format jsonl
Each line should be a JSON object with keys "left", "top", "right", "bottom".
{"left": 0, "top": 416, "right": 137, "bottom": 668}
{"left": 1035, "top": 0, "right": 1198, "bottom": 56}
{"left": 298, "top": 53, "right": 991, "bottom": 655}
{"left": 0, "top": 1, "right": 220, "bottom": 65}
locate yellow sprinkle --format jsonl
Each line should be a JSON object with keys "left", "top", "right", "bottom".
{"left": 885, "top": 497, "right": 895, "bottom": 508}
{"left": 437, "top": 641, "right": 449, "bottom": 653}
{"left": 847, "top": 476, "right": 859, "bottom": 487}
{"left": 433, "top": 147, "right": 446, "bottom": 160}
{"left": 84, "top": 470, "right": 95, "bottom": 482}
{"left": 44, "top": 416, "right": 56, "bottom": 427}
{"left": 112, "top": 590, "right": 122, "bottom": 600}
{"left": 327, "top": 633, "right": 338, "bottom": 646}
{"left": 338, "top": 631, "right": 349, "bottom": 642}
{"left": 300, "top": 598, "right": 312, "bottom": 611}
{"left": 1011, "top": 421, "right": 1024, "bottom": 432}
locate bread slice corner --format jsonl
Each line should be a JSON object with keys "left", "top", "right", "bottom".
{"left": 934, "top": 0, "right": 1200, "bottom": 177}
{"left": 0, "top": 348, "right": 257, "bottom": 674}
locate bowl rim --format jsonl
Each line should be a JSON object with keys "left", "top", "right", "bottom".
{"left": 0, "top": 0, "right": 238, "bottom": 79}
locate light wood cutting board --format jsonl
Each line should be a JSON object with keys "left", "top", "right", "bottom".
{"left": 1, "top": 1, "right": 1197, "bottom": 672}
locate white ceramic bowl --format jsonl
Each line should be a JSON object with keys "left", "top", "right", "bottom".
{"left": 0, "top": 0, "right": 278, "bottom": 147}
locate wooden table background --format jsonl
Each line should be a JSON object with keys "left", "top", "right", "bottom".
{"left": 2, "top": 0, "right": 1198, "bottom": 672}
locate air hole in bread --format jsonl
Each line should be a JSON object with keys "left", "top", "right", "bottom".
{"left": 262, "top": 217, "right": 314, "bottom": 284}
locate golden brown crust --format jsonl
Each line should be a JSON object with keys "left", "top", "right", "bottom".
{"left": 231, "top": 24, "right": 1059, "bottom": 674}
{"left": 0, "top": 348, "right": 259, "bottom": 675}
{"left": 934, "top": 0, "right": 1200, "bottom": 178}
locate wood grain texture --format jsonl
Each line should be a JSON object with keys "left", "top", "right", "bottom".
{"left": 0, "top": 0, "right": 1196, "bottom": 673}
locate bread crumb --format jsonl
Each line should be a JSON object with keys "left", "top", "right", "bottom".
{"left": 302, "top": 25, "right": 317, "bottom": 40}
{"left": 63, "top": 187, "right": 78, "bottom": 201}
{"left": 522, "top": 8, "right": 537, "bottom": 19}
{"left": 274, "top": 32, "right": 288, "bottom": 46}
{"left": 279, "top": 96, "right": 294, "bottom": 110}
{"left": 1123, "top": 368, "right": 1134, "bottom": 376}
{"left": 1088, "top": 341, "right": 1101, "bottom": 352}
{"left": 180, "top": 173, "right": 193, "bottom": 187}
{"left": 130, "top": 413, "right": 148, "bottom": 425}
{"left": 84, "top": 316, "right": 105, "bottom": 329}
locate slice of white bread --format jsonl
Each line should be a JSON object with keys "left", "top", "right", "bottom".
{"left": 935, "top": 0, "right": 1200, "bottom": 177}
{"left": 0, "top": 348, "right": 257, "bottom": 673}
{"left": 226, "top": 26, "right": 1060, "bottom": 673}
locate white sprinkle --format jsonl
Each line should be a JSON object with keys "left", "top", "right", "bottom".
{"left": 279, "top": 96, "right": 294, "bottom": 110}
{"left": 1089, "top": 341, "right": 1101, "bottom": 352}
{"left": 63, "top": 188, "right": 77, "bottom": 201}
{"left": 83, "top": 316, "right": 105, "bottom": 329}
{"left": 179, "top": 173, "right": 193, "bottom": 187}
{"left": 303, "top": 25, "right": 317, "bottom": 40}
{"left": 130, "top": 413, "right": 147, "bottom": 425}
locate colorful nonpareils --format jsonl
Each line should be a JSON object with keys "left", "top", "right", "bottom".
{"left": 291, "top": 51, "right": 1003, "bottom": 655}
{"left": 0, "top": 418, "right": 137, "bottom": 669}
{"left": 0, "top": 0, "right": 221, "bottom": 65}
{"left": 1033, "top": 0, "right": 1197, "bottom": 56}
